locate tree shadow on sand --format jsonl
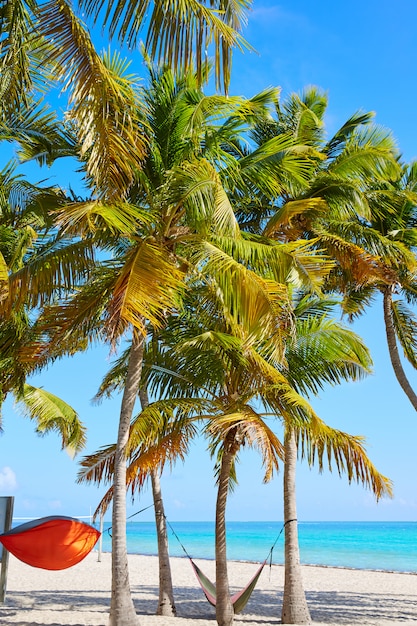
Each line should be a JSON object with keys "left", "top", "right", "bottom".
{"left": 306, "top": 589, "right": 417, "bottom": 624}
{"left": 1, "top": 584, "right": 416, "bottom": 625}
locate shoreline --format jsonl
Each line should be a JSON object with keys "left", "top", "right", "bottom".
{"left": 97, "top": 549, "right": 417, "bottom": 576}
{"left": 1, "top": 552, "right": 417, "bottom": 625}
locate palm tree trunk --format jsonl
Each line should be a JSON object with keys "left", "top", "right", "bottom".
{"left": 215, "top": 430, "right": 239, "bottom": 626}
{"left": 109, "top": 329, "right": 144, "bottom": 626}
{"left": 281, "top": 428, "right": 311, "bottom": 624}
{"left": 383, "top": 286, "right": 417, "bottom": 411}
{"left": 138, "top": 389, "right": 176, "bottom": 616}
{"left": 151, "top": 469, "right": 177, "bottom": 615}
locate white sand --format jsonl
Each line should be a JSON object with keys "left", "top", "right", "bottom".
{"left": 0, "top": 551, "right": 416, "bottom": 625}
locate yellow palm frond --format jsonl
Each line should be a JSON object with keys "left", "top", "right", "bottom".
{"left": 205, "top": 406, "right": 284, "bottom": 482}
{"left": 54, "top": 200, "right": 154, "bottom": 238}
{"left": 264, "top": 198, "right": 328, "bottom": 238}
{"left": 36, "top": 0, "right": 147, "bottom": 200}
{"left": 107, "top": 239, "right": 185, "bottom": 335}
{"left": 296, "top": 416, "right": 393, "bottom": 500}
{"left": 17, "top": 384, "right": 87, "bottom": 454}
{"left": 279, "top": 239, "right": 335, "bottom": 293}
{"left": 0, "top": 252, "right": 9, "bottom": 302}
{"left": 196, "top": 241, "right": 291, "bottom": 335}
{"left": 317, "top": 232, "right": 398, "bottom": 288}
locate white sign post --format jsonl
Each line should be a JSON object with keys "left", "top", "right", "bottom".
{"left": 0, "top": 497, "right": 14, "bottom": 603}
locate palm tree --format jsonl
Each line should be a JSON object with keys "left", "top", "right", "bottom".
{"left": 335, "top": 162, "right": 417, "bottom": 410}
{"left": 78, "top": 363, "right": 204, "bottom": 615}
{"left": 252, "top": 90, "right": 417, "bottom": 413}
{"left": 133, "top": 287, "right": 392, "bottom": 626}
{"left": 277, "top": 294, "right": 392, "bottom": 623}
{"left": 78, "top": 366, "right": 189, "bottom": 617}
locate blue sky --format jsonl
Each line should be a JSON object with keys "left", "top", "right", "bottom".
{"left": 2, "top": 0, "right": 417, "bottom": 524}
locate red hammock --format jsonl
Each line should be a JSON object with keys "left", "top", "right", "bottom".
{"left": 0, "top": 516, "right": 100, "bottom": 570}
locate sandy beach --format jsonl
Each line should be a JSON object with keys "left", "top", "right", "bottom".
{"left": 0, "top": 551, "right": 416, "bottom": 626}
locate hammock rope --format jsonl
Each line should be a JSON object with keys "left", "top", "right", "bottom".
{"left": 106, "top": 503, "right": 155, "bottom": 537}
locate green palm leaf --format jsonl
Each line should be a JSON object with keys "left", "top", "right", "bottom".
{"left": 286, "top": 316, "right": 372, "bottom": 396}
{"left": 16, "top": 384, "right": 87, "bottom": 454}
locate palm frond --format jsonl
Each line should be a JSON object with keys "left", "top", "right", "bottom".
{"left": 205, "top": 406, "right": 284, "bottom": 482}
{"left": 77, "top": 443, "right": 117, "bottom": 485}
{"left": 192, "top": 240, "right": 292, "bottom": 336}
{"left": 203, "top": 236, "right": 334, "bottom": 295}
{"left": 175, "top": 158, "right": 240, "bottom": 237}
{"left": 16, "top": 384, "right": 87, "bottom": 454}
{"left": 263, "top": 198, "right": 328, "bottom": 238}
{"left": 325, "top": 110, "right": 374, "bottom": 158}
{"left": 329, "top": 125, "right": 400, "bottom": 181}
{"left": 107, "top": 239, "right": 185, "bottom": 335}
{"left": 312, "top": 228, "right": 398, "bottom": 288}
{"left": 286, "top": 317, "right": 372, "bottom": 396}
{"left": 1, "top": 101, "right": 77, "bottom": 165}
{"left": 6, "top": 239, "right": 96, "bottom": 311}
{"left": 235, "top": 134, "right": 318, "bottom": 196}
{"left": 36, "top": 0, "right": 147, "bottom": 199}
{"left": 54, "top": 200, "right": 154, "bottom": 238}
{"left": 296, "top": 417, "right": 393, "bottom": 500}
{"left": 79, "top": 0, "right": 252, "bottom": 91}
{"left": 339, "top": 286, "right": 376, "bottom": 321}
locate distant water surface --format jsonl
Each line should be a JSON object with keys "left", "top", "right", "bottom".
{"left": 95, "top": 521, "right": 417, "bottom": 573}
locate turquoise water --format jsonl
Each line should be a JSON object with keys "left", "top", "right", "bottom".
{"left": 96, "top": 521, "right": 417, "bottom": 573}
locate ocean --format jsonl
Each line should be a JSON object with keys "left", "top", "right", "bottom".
{"left": 95, "top": 520, "right": 417, "bottom": 573}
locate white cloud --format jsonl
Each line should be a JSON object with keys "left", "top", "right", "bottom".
{"left": 0, "top": 467, "right": 17, "bottom": 491}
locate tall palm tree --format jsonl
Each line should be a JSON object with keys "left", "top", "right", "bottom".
{"left": 277, "top": 294, "right": 392, "bottom": 623}
{"left": 78, "top": 371, "right": 190, "bottom": 617}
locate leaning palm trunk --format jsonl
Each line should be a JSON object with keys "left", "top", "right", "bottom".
{"left": 215, "top": 429, "right": 240, "bottom": 626}
{"left": 383, "top": 286, "right": 417, "bottom": 411}
{"left": 281, "top": 428, "right": 311, "bottom": 624}
{"left": 138, "top": 389, "right": 176, "bottom": 616}
{"left": 110, "top": 329, "right": 145, "bottom": 626}
{"left": 151, "top": 470, "right": 176, "bottom": 615}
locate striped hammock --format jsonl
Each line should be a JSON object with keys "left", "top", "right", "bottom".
{"left": 190, "top": 558, "right": 267, "bottom": 614}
